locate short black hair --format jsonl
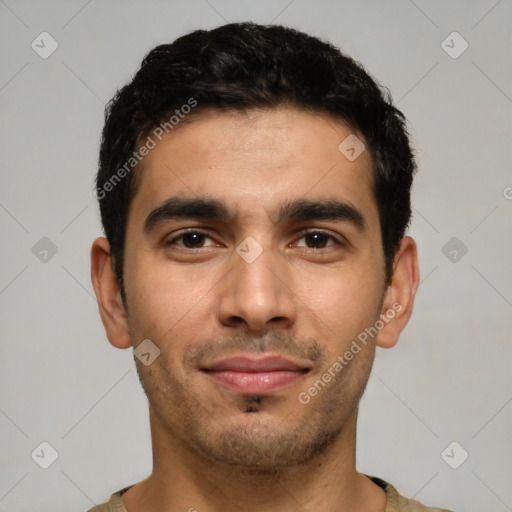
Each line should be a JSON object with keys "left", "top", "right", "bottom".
{"left": 96, "top": 22, "right": 417, "bottom": 302}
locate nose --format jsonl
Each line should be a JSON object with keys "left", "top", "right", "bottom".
{"left": 217, "top": 243, "right": 297, "bottom": 336}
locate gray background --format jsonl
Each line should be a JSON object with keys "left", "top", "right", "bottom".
{"left": 1, "top": 1, "right": 511, "bottom": 511}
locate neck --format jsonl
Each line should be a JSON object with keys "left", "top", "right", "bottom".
{"left": 121, "top": 406, "right": 386, "bottom": 512}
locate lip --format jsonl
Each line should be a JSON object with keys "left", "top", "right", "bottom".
{"left": 201, "top": 354, "right": 310, "bottom": 395}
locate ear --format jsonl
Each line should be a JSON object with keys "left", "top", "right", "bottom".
{"left": 376, "top": 236, "right": 420, "bottom": 349}
{"left": 90, "top": 237, "right": 132, "bottom": 349}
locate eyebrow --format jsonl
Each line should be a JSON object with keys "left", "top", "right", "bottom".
{"left": 143, "top": 196, "right": 366, "bottom": 233}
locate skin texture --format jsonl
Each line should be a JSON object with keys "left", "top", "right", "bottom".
{"left": 91, "top": 107, "right": 419, "bottom": 512}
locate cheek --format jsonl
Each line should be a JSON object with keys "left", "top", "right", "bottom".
{"left": 125, "top": 254, "right": 218, "bottom": 342}
{"left": 292, "top": 265, "right": 382, "bottom": 348}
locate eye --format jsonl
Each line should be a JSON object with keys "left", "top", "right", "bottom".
{"left": 165, "top": 230, "right": 218, "bottom": 249}
{"left": 293, "top": 231, "right": 345, "bottom": 250}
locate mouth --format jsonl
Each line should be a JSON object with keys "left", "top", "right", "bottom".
{"left": 200, "top": 354, "right": 311, "bottom": 395}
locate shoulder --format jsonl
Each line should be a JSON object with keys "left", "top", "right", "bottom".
{"left": 365, "top": 475, "right": 454, "bottom": 512}
{"left": 86, "top": 485, "right": 132, "bottom": 512}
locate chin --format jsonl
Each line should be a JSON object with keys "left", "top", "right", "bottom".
{"left": 188, "top": 410, "right": 341, "bottom": 471}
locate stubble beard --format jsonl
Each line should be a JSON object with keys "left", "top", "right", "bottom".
{"left": 135, "top": 337, "right": 376, "bottom": 473}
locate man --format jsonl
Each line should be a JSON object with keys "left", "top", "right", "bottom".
{"left": 90, "top": 22, "right": 452, "bottom": 512}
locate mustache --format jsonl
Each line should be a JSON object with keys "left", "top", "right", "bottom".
{"left": 184, "top": 330, "right": 326, "bottom": 368}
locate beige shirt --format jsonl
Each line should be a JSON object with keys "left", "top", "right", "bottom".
{"left": 87, "top": 475, "right": 453, "bottom": 511}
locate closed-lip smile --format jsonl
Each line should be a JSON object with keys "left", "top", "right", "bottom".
{"left": 201, "top": 354, "right": 310, "bottom": 395}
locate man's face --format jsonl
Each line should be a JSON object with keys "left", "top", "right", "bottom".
{"left": 122, "top": 107, "right": 387, "bottom": 470}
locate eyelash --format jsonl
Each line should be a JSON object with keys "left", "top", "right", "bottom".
{"left": 164, "top": 229, "right": 346, "bottom": 251}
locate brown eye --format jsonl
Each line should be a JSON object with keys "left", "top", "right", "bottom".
{"left": 165, "top": 231, "right": 216, "bottom": 249}
{"left": 294, "top": 231, "right": 344, "bottom": 249}
{"left": 304, "top": 232, "right": 330, "bottom": 249}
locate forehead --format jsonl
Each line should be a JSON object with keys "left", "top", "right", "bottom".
{"left": 127, "top": 107, "right": 378, "bottom": 231}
